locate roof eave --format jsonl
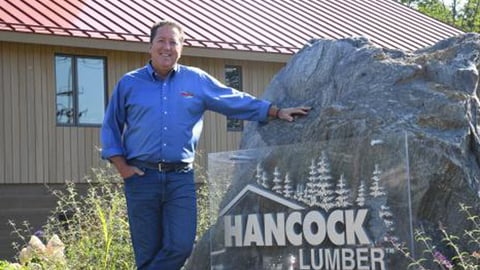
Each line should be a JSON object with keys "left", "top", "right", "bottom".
{"left": 182, "top": 46, "right": 291, "bottom": 63}
{"left": 0, "top": 31, "right": 292, "bottom": 63}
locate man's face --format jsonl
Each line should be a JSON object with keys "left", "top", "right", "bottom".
{"left": 149, "top": 25, "right": 183, "bottom": 77}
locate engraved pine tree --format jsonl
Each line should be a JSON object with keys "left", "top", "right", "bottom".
{"left": 335, "top": 174, "right": 351, "bottom": 207}
{"left": 255, "top": 163, "right": 263, "bottom": 186}
{"left": 356, "top": 180, "right": 367, "bottom": 207}
{"left": 272, "top": 167, "right": 283, "bottom": 194}
{"left": 316, "top": 152, "right": 335, "bottom": 211}
{"left": 283, "top": 173, "right": 294, "bottom": 198}
{"left": 368, "top": 164, "right": 389, "bottom": 244}
{"left": 304, "top": 159, "right": 319, "bottom": 206}
{"left": 294, "top": 184, "right": 306, "bottom": 204}
{"left": 379, "top": 205, "right": 398, "bottom": 245}
{"left": 261, "top": 171, "right": 270, "bottom": 189}
{"left": 370, "top": 164, "right": 386, "bottom": 198}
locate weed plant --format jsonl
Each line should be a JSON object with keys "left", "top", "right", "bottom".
{"left": 393, "top": 203, "right": 479, "bottom": 270}
{"left": 2, "top": 165, "right": 134, "bottom": 270}
{"left": 1, "top": 162, "right": 213, "bottom": 270}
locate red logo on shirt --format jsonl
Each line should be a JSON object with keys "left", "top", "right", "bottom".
{"left": 181, "top": 91, "right": 194, "bottom": 97}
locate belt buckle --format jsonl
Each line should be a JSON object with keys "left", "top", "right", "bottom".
{"left": 158, "top": 163, "right": 164, "bottom": 172}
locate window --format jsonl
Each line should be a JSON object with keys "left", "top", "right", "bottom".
{"left": 55, "top": 54, "right": 107, "bottom": 126}
{"left": 225, "top": 65, "right": 243, "bottom": 131}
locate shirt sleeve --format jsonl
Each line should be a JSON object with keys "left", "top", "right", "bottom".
{"left": 198, "top": 71, "right": 271, "bottom": 122}
{"left": 100, "top": 80, "right": 126, "bottom": 160}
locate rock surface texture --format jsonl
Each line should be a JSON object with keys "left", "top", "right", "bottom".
{"left": 244, "top": 33, "right": 480, "bottom": 208}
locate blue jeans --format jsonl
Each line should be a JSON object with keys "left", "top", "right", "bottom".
{"left": 123, "top": 168, "right": 197, "bottom": 270}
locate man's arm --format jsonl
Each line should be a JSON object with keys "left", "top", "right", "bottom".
{"left": 100, "top": 81, "right": 144, "bottom": 179}
{"left": 197, "top": 69, "right": 311, "bottom": 122}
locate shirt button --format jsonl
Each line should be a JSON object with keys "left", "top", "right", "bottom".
{"left": 164, "top": 111, "right": 167, "bottom": 114}
{"left": 164, "top": 127, "right": 167, "bottom": 130}
{"left": 163, "top": 143, "right": 167, "bottom": 146}
{"left": 163, "top": 97, "right": 167, "bottom": 100}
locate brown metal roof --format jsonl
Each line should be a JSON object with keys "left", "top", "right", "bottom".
{"left": 0, "top": 0, "right": 464, "bottom": 54}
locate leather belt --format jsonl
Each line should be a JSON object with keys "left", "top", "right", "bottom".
{"left": 128, "top": 159, "right": 192, "bottom": 172}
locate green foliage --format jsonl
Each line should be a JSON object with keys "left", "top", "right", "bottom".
{"left": 4, "top": 166, "right": 135, "bottom": 270}
{"left": 4, "top": 162, "right": 214, "bottom": 270}
{"left": 459, "top": 0, "right": 480, "bottom": 31}
{"left": 418, "top": 0, "right": 455, "bottom": 24}
{"left": 50, "top": 168, "right": 135, "bottom": 269}
{"left": 44, "top": 166, "right": 135, "bottom": 270}
{"left": 195, "top": 181, "right": 210, "bottom": 240}
{"left": 0, "top": 260, "right": 19, "bottom": 270}
{"left": 398, "top": 0, "right": 480, "bottom": 32}
{"left": 393, "top": 203, "right": 480, "bottom": 270}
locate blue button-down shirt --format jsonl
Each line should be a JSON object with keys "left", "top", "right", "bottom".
{"left": 101, "top": 63, "right": 271, "bottom": 163}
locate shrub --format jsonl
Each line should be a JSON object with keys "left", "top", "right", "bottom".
{"left": 5, "top": 165, "right": 135, "bottom": 270}
{"left": 5, "top": 162, "right": 213, "bottom": 270}
{"left": 393, "top": 203, "right": 480, "bottom": 270}
{"left": 45, "top": 166, "right": 135, "bottom": 269}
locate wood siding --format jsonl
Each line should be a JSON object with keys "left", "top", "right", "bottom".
{"left": 0, "top": 41, "right": 284, "bottom": 184}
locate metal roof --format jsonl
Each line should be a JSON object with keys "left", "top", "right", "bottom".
{"left": 0, "top": 0, "right": 464, "bottom": 55}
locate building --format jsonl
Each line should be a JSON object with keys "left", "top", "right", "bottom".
{"left": 0, "top": 0, "right": 463, "bottom": 260}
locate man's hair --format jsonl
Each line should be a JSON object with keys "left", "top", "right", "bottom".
{"left": 150, "top": 20, "right": 185, "bottom": 44}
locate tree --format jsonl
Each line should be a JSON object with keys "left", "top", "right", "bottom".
{"left": 460, "top": 0, "right": 480, "bottom": 31}
{"left": 397, "top": 0, "right": 480, "bottom": 32}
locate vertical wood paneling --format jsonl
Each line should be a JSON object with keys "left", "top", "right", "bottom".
{"left": 10, "top": 44, "right": 20, "bottom": 183}
{"left": 70, "top": 128, "right": 79, "bottom": 182}
{"left": 0, "top": 42, "right": 5, "bottom": 183}
{"left": 17, "top": 43, "right": 28, "bottom": 183}
{"left": 84, "top": 128, "right": 93, "bottom": 180}
{"left": 77, "top": 127, "right": 86, "bottom": 182}
{"left": 2, "top": 42, "right": 10, "bottom": 183}
{"left": 0, "top": 41, "right": 284, "bottom": 184}
{"left": 90, "top": 127, "right": 102, "bottom": 170}
{"left": 33, "top": 45, "right": 45, "bottom": 182}
{"left": 45, "top": 47, "right": 57, "bottom": 184}
{"left": 4, "top": 44, "right": 13, "bottom": 182}
{"left": 56, "top": 128, "right": 66, "bottom": 183}
{"left": 26, "top": 46, "right": 37, "bottom": 182}
{"left": 40, "top": 47, "right": 51, "bottom": 183}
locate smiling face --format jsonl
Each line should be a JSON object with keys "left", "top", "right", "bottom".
{"left": 149, "top": 25, "right": 183, "bottom": 78}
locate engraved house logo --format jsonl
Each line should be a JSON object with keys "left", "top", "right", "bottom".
{"left": 211, "top": 152, "right": 399, "bottom": 270}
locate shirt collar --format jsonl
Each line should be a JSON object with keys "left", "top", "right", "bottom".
{"left": 147, "top": 61, "right": 179, "bottom": 81}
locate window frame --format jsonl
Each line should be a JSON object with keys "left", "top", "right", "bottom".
{"left": 225, "top": 64, "right": 244, "bottom": 132}
{"left": 54, "top": 53, "right": 108, "bottom": 127}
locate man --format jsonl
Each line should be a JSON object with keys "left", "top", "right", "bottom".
{"left": 101, "top": 20, "right": 310, "bottom": 270}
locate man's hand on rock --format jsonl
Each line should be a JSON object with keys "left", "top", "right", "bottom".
{"left": 277, "top": 106, "right": 311, "bottom": 122}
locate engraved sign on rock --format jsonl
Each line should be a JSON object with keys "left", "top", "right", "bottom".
{"left": 207, "top": 136, "right": 413, "bottom": 270}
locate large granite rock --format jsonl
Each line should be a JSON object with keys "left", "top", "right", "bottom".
{"left": 244, "top": 33, "right": 480, "bottom": 211}
{"left": 186, "top": 34, "right": 480, "bottom": 269}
